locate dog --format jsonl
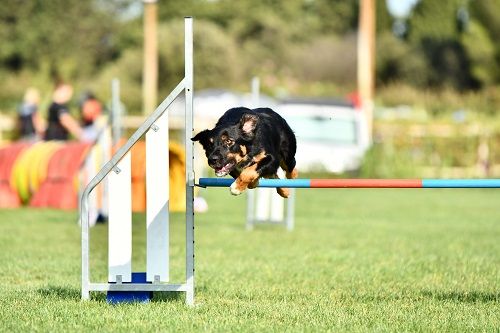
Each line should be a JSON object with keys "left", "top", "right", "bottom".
{"left": 192, "top": 107, "right": 298, "bottom": 198}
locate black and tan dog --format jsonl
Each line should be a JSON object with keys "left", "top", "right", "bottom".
{"left": 192, "top": 107, "right": 298, "bottom": 198}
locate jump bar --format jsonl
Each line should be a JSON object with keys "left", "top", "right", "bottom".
{"left": 198, "top": 178, "right": 500, "bottom": 188}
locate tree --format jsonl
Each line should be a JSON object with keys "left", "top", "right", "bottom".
{"left": 407, "top": 0, "right": 462, "bottom": 42}
{"left": 376, "top": 0, "right": 393, "bottom": 33}
{"left": 470, "top": 0, "right": 500, "bottom": 82}
{"left": 0, "top": 0, "right": 121, "bottom": 81}
{"left": 470, "top": 0, "right": 500, "bottom": 41}
{"left": 404, "top": 0, "right": 477, "bottom": 89}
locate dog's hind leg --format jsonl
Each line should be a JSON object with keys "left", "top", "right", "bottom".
{"left": 286, "top": 167, "right": 298, "bottom": 180}
{"left": 252, "top": 153, "right": 290, "bottom": 198}
{"left": 270, "top": 173, "right": 290, "bottom": 198}
{"left": 280, "top": 158, "right": 298, "bottom": 180}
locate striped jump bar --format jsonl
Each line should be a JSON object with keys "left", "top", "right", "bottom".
{"left": 198, "top": 178, "right": 500, "bottom": 188}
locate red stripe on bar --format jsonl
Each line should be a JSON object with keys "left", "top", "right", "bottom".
{"left": 310, "top": 179, "right": 423, "bottom": 188}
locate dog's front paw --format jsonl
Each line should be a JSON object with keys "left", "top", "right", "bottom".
{"left": 230, "top": 181, "right": 243, "bottom": 196}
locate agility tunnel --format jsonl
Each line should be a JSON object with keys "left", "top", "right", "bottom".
{"left": 10, "top": 141, "right": 62, "bottom": 203}
{"left": 198, "top": 178, "right": 500, "bottom": 188}
{"left": 0, "top": 142, "right": 30, "bottom": 208}
{"left": 30, "top": 142, "right": 92, "bottom": 209}
{"left": 0, "top": 140, "right": 187, "bottom": 210}
{"left": 1, "top": 141, "right": 96, "bottom": 209}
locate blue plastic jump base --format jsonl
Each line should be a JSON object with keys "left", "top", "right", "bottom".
{"left": 107, "top": 272, "right": 152, "bottom": 304}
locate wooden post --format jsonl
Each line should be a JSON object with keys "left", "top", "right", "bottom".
{"left": 358, "top": 0, "right": 376, "bottom": 141}
{"left": 143, "top": 0, "right": 158, "bottom": 115}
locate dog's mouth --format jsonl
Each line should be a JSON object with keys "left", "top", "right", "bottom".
{"left": 214, "top": 162, "right": 235, "bottom": 177}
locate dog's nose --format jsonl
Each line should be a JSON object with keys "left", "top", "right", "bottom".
{"left": 208, "top": 156, "right": 218, "bottom": 166}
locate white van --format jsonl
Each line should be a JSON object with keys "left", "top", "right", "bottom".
{"left": 276, "top": 98, "right": 371, "bottom": 174}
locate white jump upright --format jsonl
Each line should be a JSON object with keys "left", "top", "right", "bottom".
{"left": 245, "top": 77, "right": 296, "bottom": 231}
{"left": 146, "top": 108, "right": 169, "bottom": 283}
{"left": 81, "top": 17, "right": 195, "bottom": 305}
{"left": 108, "top": 152, "right": 132, "bottom": 283}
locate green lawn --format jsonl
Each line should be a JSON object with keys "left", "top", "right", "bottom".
{"left": 0, "top": 188, "right": 499, "bottom": 332}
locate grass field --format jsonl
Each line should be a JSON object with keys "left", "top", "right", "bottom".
{"left": 0, "top": 188, "right": 499, "bottom": 332}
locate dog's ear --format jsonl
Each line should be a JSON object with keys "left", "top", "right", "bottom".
{"left": 191, "top": 129, "right": 212, "bottom": 145}
{"left": 239, "top": 114, "right": 258, "bottom": 139}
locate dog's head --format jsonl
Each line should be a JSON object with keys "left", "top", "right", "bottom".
{"left": 192, "top": 113, "right": 258, "bottom": 176}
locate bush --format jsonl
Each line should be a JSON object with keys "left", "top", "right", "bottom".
{"left": 90, "top": 49, "right": 143, "bottom": 113}
{"left": 359, "top": 142, "right": 418, "bottom": 178}
{"left": 288, "top": 34, "right": 357, "bottom": 86}
{"left": 378, "top": 34, "right": 476, "bottom": 90}
{"left": 158, "top": 19, "right": 242, "bottom": 91}
{"left": 421, "top": 38, "right": 475, "bottom": 90}
{"left": 376, "top": 83, "right": 500, "bottom": 117}
{"left": 376, "top": 32, "right": 428, "bottom": 87}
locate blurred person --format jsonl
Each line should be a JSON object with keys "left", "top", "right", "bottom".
{"left": 17, "top": 87, "right": 44, "bottom": 140}
{"left": 477, "top": 138, "right": 490, "bottom": 177}
{"left": 80, "top": 93, "right": 104, "bottom": 143}
{"left": 45, "top": 84, "right": 82, "bottom": 140}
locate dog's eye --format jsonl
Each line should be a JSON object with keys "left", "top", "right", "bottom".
{"left": 223, "top": 138, "right": 234, "bottom": 147}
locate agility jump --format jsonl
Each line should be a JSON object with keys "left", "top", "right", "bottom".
{"left": 198, "top": 178, "right": 500, "bottom": 188}
{"left": 81, "top": 17, "right": 194, "bottom": 305}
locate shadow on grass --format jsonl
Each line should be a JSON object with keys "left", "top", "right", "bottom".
{"left": 422, "top": 290, "right": 500, "bottom": 303}
{"left": 152, "top": 291, "right": 184, "bottom": 303}
{"left": 347, "top": 290, "right": 499, "bottom": 304}
{"left": 37, "top": 286, "right": 185, "bottom": 303}
{"left": 37, "top": 285, "right": 80, "bottom": 300}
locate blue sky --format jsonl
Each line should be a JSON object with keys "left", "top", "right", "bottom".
{"left": 386, "top": 0, "right": 420, "bottom": 18}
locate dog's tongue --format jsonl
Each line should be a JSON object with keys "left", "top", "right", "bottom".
{"left": 215, "top": 163, "right": 233, "bottom": 177}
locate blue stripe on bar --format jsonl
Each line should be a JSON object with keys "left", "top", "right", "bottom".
{"left": 198, "top": 178, "right": 233, "bottom": 187}
{"left": 422, "top": 179, "right": 500, "bottom": 188}
{"left": 198, "top": 178, "right": 311, "bottom": 188}
{"left": 259, "top": 179, "right": 311, "bottom": 188}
